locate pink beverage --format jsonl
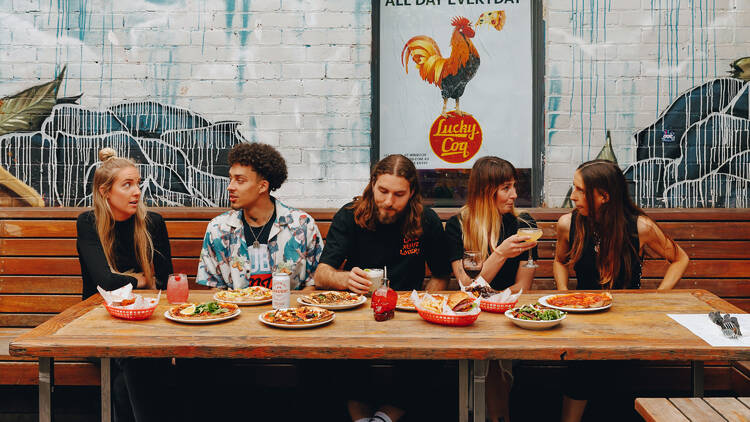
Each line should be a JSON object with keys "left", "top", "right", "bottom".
{"left": 272, "top": 272, "right": 290, "bottom": 309}
{"left": 167, "top": 273, "right": 189, "bottom": 304}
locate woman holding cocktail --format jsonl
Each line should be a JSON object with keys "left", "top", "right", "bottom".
{"left": 553, "top": 159, "right": 689, "bottom": 422}
{"left": 445, "top": 156, "right": 539, "bottom": 422}
{"left": 76, "top": 148, "right": 173, "bottom": 422}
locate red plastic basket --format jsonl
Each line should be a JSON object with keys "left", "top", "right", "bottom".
{"left": 104, "top": 303, "right": 158, "bottom": 321}
{"left": 480, "top": 299, "right": 518, "bottom": 313}
{"left": 416, "top": 308, "right": 480, "bottom": 326}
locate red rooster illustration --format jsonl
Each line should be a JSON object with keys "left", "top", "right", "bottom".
{"left": 401, "top": 12, "right": 506, "bottom": 118}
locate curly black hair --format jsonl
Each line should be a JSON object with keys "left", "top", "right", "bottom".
{"left": 227, "top": 142, "right": 287, "bottom": 191}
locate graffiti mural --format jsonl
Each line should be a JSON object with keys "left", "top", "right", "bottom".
{"left": 0, "top": 68, "right": 241, "bottom": 207}
{"left": 625, "top": 74, "right": 750, "bottom": 207}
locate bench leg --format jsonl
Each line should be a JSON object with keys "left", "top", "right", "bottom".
{"left": 691, "top": 361, "right": 704, "bottom": 397}
{"left": 39, "top": 357, "right": 54, "bottom": 422}
{"left": 472, "top": 360, "right": 488, "bottom": 422}
{"left": 459, "top": 360, "right": 469, "bottom": 422}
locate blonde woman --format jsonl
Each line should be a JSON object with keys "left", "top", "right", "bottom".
{"left": 76, "top": 148, "right": 173, "bottom": 422}
{"left": 445, "top": 156, "right": 538, "bottom": 422}
{"left": 77, "top": 148, "right": 172, "bottom": 299}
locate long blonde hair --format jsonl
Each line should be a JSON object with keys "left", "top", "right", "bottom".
{"left": 460, "top": 156, "right": 518, "bottom": 262}
{"left": 92, "top": 148, "right": 155, "bottom": 288}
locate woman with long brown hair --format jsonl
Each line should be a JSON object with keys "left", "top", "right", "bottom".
{"left": 76, "top": 148, "right": 173, "bottom": 422}
{"left": 445, "top": 156, "right": 538, "bottom": 422}
{"left": 553, "top": 159, "right": 689, "bottom": 422}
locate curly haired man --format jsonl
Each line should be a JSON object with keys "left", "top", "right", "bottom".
{"left": 196, "top": 142, "right": 323, "bottom": 291}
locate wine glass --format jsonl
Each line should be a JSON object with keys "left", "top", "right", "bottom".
{"left": 517, "top": 227, "right": 543, "bottom": 268}
{"left": 462, "top": 251, "right": 483, "bottom": 284}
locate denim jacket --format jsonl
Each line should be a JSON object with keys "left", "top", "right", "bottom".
{"left": 196, "top": 198, "right": 323, "bottom": 290}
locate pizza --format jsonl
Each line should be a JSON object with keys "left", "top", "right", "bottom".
{"left": 168, "top": 301, "right": 239, "bottom": 321}
{"left": 299, "top": 291, "right": 363, "bottom": 306}
{"left": 546, "top": 292, "right": 613, "bottom": 309}
{"left": 262, "top": 306, "right": 333, "bottom": 325}
{"left": 214, "top": 286, "right": 272, "bottom": 303}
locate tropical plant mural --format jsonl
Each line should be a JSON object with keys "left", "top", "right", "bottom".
{"left": 0, "top": 68, "right": 241, "bottom": 207}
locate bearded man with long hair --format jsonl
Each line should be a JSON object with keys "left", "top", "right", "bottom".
{"left": 314, "top": 154, "right": 451, "bottom": 422}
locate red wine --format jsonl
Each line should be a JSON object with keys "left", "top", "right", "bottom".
{"left": 465, "top": 268, "right": 481, "bottom": 279}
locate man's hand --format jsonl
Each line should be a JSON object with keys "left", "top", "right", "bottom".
{"left": 347, "top": 267, "right": 372, "bottom": 294}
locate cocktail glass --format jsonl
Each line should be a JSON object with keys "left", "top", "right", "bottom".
{"left": 517, "top": 227, "right": 543, "bottom": 268}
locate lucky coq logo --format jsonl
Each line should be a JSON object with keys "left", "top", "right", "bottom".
{"left": 428, "top": 112, "right": 482, "bottom": 164}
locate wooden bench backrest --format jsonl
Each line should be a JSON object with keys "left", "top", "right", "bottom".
{"left": 1, "top": 207, "right": 749, "bottom": 327}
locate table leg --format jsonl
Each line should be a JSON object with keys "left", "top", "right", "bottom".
{"left": 459, "top": 360, "right": 469, "bottom": 422}
{"left": 100, "top": 358, "right": 111, "bottom": 422}
{"left": 472, "top": 360, "right": 488, "bottom": 422}
{"left": 39, "top": 357, "right": 54, "bottom": 422}
{"left": 691, "top": 361, "right": 704, "bottom": 397}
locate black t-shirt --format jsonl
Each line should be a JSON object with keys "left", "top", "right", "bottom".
{"left": 76, "top": 210, "right": 174, "bottom": 299}
{"left": 242, "top": 209, "right": 276, "bottom": 247}
{"left": 445, "top": 212, "right": 538, "bottom": 291}
{"left": 319, "top": 203, "right": 451, "bottom": 291}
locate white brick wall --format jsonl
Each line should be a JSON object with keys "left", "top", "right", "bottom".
{"left": 2, "top": 0, "right": 747, "bottom": 208}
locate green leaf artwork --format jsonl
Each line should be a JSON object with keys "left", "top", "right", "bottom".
{"left": 0, "top": 66, "right": 66, "bottom": 137}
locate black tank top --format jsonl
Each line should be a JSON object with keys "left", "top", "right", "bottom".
{"left": 568, "top": 212, "right": 642, "bottom": 290}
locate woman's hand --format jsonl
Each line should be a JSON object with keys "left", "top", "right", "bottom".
{"left": 493, "top": 234, "right": 536, "bottom": 259}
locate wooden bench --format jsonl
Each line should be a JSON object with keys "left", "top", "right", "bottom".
{"left": 635, "top": 397, "right": 750, "bottom": 421}
{"left": 1, "top": 207, "right": 749, "bottom": 392}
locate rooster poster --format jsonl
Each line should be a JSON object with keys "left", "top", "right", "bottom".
{"left": 378, "top": 1, "right": 533, "bottom": 172}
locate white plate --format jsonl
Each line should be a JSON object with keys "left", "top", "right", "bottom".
{"left": 296, "top": 295, "right": 366, "bottom": 310}
{"left": 504, "top": 309, "right": 566, "bottom": 330}
{"left": 163, "top": 309, "right": 241, "bottom": 324}
{"left": 213, "top": 292, "right": 272, "bottom": 306}
{"left": 538, "top": 294, "right": 613, "bottom": 313}
{"left": 395, "top": 304, "right": 417, "bottom": 312}
{"left": 258, "top": 310, "right": 335, "bottom": 329}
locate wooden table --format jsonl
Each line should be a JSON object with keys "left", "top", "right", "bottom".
{"left": 635, "top": 397, "right": 750, "bottom": 421}
{"left": 10, "top": 289, "right": 750, "bottom": 422}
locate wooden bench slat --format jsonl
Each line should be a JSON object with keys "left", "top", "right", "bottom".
{"left": 0, "top": 361, "right": 100, "bottom": 386}
{"left": 0, "top": 313, "right": 53, "bottom": 327}
{"left": 0, "top": 276, "right": 82, "bottom": 294}
{"left": 669, "top": 398, "right": 726, "bottom": 422}
{"left": 0, "top": 295, "right": 80, "bottom": 313}
{"left": 704, "top": 397, "right": 750, "bottom": 421}
{"left": 1, "top": 239, "right": 205, "bottom": 258}
{"left": 635, "top": 398, "right": 690, "bottom": 422}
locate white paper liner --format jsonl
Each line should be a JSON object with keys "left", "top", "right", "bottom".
{"left": 410, "top": 290, "right": 481, "bottom": 316}
{"left": 97, "top": 284, "right": 160, "bottom": 309}
{"left": 460, "top": 277, "right": 522, "bottom": 303}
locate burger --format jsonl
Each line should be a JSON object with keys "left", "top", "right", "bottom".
{"left": 448, "top": 292, "right": 475, "bottom": 313}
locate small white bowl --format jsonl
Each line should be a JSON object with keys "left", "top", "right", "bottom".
{"left": 504, "top": 309, "right": 566, "bottom": 330}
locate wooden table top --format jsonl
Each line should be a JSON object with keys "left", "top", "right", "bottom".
{"left": 10, "top": 289, "right": 750, "bottom": 361}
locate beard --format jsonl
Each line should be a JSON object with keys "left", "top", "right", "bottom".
{"left": 377, "top": 206, "right": 404, "bottom": 224}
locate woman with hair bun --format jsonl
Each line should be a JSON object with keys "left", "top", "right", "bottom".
{"left": 76, "top": 148, "right": 173, "bottom": 422}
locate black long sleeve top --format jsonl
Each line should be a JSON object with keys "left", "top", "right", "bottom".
{"left": 77, "top": 210, "right": 173, "bottom": 299}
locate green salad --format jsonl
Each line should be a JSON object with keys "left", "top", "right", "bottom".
{"left": 192, "top": 301, "right": 230, "bottom": 315}
{"left": 509, "top": 304, "right": 565, "bottom": 321}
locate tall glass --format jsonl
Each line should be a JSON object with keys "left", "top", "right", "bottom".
{"left": 517, "top": 227, "right": 543, "bottom": 268}
{"left": 167, "top": 273, "right": 189, "bottom": 304}
{"left": 364, "top": 268, "right": 384, "bottom": 297}
{"left": 462, "top": 251, "right": 483, "bottom": 283}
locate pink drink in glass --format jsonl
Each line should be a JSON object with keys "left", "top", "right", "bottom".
{"left": 167, "top": 273, "right": 189, "bottom": 304}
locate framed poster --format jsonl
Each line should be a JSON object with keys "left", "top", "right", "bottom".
{"left": 372, "top": 0, "right": 543, "bottom": 206}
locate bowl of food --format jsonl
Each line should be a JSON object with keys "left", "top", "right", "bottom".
{"left": 505, "top": 304, "right": 566, "bottom": 330}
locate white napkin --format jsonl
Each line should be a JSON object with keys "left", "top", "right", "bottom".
{"left": 668, "top": 314, "right": 750, "bottom": 347}
{"left": 97, "top": 284, "right": 160, "bottom": 309}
